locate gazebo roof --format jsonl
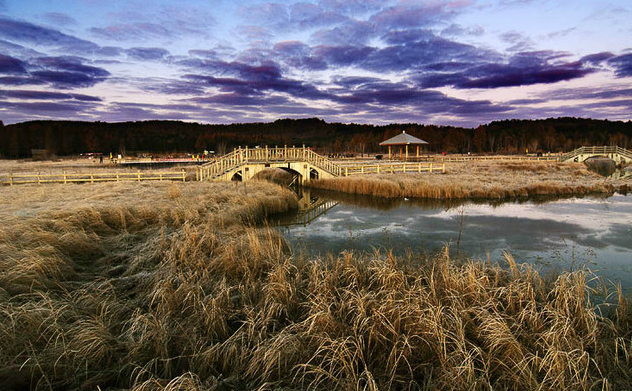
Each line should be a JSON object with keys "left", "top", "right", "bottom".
{"left": 379, "top": 131, "right": 428, "bottom": 146}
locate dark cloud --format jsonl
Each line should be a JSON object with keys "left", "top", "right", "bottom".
{"left": 311, "top": 20, "right": 375, "bottom": 45}
{"left": 499, "top": 31, "right": 534, "bottom": 52}
{"left": 441, "top": 23, "right": 484, "bottom": 37}
{"left": 0, "top": 100, "right": 99, "bottom": 116}
{"left": 609, "top": 53, "right": 632, "bottom": 77}
{"left": 126, "top": 47, "right": 169, "bottom": 61}
{"left": 273, "top": 41, "right": 327, "bottom": 70}
{"left": 580, "top": 52, "right": 614, "bottom": 65}
{"left": 0, "top": 54, "right": 27, "bottom": 74}
{"left": 35, "top": 56, "right": 110, "bottom": 77}
{"left": 0, "top": 55, "right": 110, "bottom": 88}
{"left": 313, "top": 44, "right": 374, "bottom": 67}
{"left": 417, "top": 51, "right": 593, "bottom": 89}
{"left": 0, "top": 76, "right": 46, "bottom": 86}
{"left": 191, "top": 93, "right": 289, "bottom": 106}
{"left": 289, "top": 3, "right": 347, "bottom": 29}
{"left": 42, "top": 12, "right": 77, "bottom": 26}
{"left": 369, "top": 2, "right": 464, "bottom": 30}
{"left": 0, "top": 89, "right": 101, "bottom": 101}
{"left": 0, "top": 17, "right": 99, "bottom": 53}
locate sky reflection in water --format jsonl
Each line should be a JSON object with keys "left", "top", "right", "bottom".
{"left": 276, "top": 192, "right": 632, "bottom": 288}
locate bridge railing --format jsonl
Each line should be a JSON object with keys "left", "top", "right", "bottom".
{"left": 559, "top": 146, "right": 632, "bottom": 162}
{"left": 198, "top": 146, "right": 343, "bottom": 180}
{"left": 198, "top": 146, "right": 452, "bottom": 181}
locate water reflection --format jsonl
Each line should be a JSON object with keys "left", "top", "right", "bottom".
{"left": 273, "top": 189, "right": 632, "bottom": 290}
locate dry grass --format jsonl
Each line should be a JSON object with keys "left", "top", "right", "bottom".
{"left": 1, "top": 178, "right": 632, "bottom": 390}
{"left": 309, "top": 161, "right": 630, "bottom": 199}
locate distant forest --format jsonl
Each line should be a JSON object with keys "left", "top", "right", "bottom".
{"left": 1, "top": 117, "right": 631, "bottom": 157}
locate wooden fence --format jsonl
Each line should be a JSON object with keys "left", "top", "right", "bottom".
{"left": 1, "top": 170, "right": 187, "bottom": 186}
{"left": 341, "top": 162, "right": 445, "bottom": 175}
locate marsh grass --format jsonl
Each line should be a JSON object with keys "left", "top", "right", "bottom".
{"left": 1, "top": 180, "right": 631, "bottom": 390}
{"left": 308, "top": 161, "right": 629, "bottom": 199}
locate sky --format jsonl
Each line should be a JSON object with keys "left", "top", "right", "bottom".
{"left": 0, "top": 0, "right": 631, "bottom": 126}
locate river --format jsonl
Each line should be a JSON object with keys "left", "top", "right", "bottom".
{"left": 273, "top": 189, "right": 632, "bottom": 290}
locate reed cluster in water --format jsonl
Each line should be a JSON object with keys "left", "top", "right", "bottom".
{"left": 309, "top": 161, "right": 630, "bottom": 199}
{"left": 1, "top": 180, "right": 631, "bottom": 390}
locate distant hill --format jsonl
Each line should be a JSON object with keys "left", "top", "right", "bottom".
{"left": 0, "top": 117, "right": 630, "bottom": 157}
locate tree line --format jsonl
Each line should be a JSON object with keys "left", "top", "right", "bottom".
{"left": 0, "top": 117, "right": 631, "bottom": 158}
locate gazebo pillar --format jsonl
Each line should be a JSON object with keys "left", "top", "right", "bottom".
{"left": 405, "top": 144, "right": 408, "bottom": 161}
{"left": 416, "top": 145, "right": 419, "bottom": 158}
{"left": 388, "top": 145, "right": 391, "bottom": 159}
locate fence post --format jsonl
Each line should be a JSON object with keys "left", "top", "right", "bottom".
{"left": 159, "top": 172, "right": 163, "bottom": 181}
{"left": 345, "top": 167, "right": 348, "bottom": 176}
{"left": 137, "top": 171, "right": 141, "bottom": 182}
{"left": 418, "top": 163, "right": 421, "bottom": 173}
{"left": 37, "top": 173, "right": 41, "bottom": 185}
{"left": 9, "top": 173, "right": 13, "bottom": 186}
{"left": 90, "top": 173, "right": 94, "bottom": 183}
{"left": 442, "top": 163, "right": 445, "bottom": 173}
{"left": 182, "top": 170, "right": 186, "bottom": 182}
{"left": 377, "top": 165, "right": 380, "bottom": 174}
{"left": 64, "top": 171, "right": 67, "bottom": 184}
{"left": 430, "top": 163, "right": 433, "bottom": 173}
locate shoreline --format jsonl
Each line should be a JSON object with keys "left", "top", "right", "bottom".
{"left": 306, "top": 161, "right": 630, "bottom": 200}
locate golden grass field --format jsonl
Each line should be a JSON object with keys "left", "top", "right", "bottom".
{"left": 1, "top": 162, "right": 632, "bottom": 390}
{"left": 309, "top": 161, "right": 630, "bottom": 199}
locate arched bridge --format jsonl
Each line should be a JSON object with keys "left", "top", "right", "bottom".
{"left": 197, "top": 146, "right": 445, "bottom": 183}
{"left": 560, "top": 146, "right": 632, "bottom": 163}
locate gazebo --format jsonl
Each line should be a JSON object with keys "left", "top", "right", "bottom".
{"left": 379, "top": 131, "right": 429, "bottom": 160}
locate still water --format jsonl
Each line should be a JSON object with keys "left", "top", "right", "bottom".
{"left": 273, "top": 189, "right": 632, "bottom": 288}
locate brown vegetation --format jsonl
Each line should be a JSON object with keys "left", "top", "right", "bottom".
{"left": 1, "top": 180, "right": 631, "bottom": 390}
{"left": 308, "top": 161, "right": 630, "bottom": 199}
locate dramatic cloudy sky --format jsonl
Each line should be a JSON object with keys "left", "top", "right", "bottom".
{"left": 0, "top": 0, "right": 631, "bottom": 126}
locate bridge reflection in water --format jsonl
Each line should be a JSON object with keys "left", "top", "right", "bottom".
{"left": 272, "top": 187, "right": 338, "bottom": 227}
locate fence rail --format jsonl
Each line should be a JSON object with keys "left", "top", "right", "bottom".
{"left": 1, "top": 170, "right": 187, "bottom": 186}
{"left": 341, "top": 162, "right": 445, "bottom": 175}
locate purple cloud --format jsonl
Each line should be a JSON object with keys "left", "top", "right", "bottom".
{"left": 0, "top": 54, "right": 27, "bottom": 74}
{"left": 609, "top": 53, "right": 632, "bottom": 77}
{"left": 42, "top": 12, "right": 77, "bottom": 26}
{"left": 0, "top": 76, "right": 46, "bottom": 86}
{"left": 369, "top": 2, "right": 466, "bottom": 29}
{"left": 0, "top": 89, "right": 101, "bottom": 101}
{"left": 35, "top": 56, "right": 110, "bottom": 77}
{"left": 91, "top": 23, "right": 173, "bottom": 41}
{"left": 126, "top": 47, "right": 169, "bottom": 61}
{"left": 0, "top": 17, "right": 99, "bottom": 53}
{"left": 416, "top": 51, "right": 594, "bottom": 89}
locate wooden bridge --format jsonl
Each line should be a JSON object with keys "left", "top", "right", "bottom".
{"left": 560, "top": 146, "right": 632, "bottom": 163}
{"left": 197, "top": 146, "right": 444, "bottom": 183}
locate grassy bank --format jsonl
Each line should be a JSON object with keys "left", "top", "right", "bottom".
{"left": 308, "top": 161, "right": 630, "bottom": 199}
{"left": 1, "top": 181, "right": 632, "bottom": 390}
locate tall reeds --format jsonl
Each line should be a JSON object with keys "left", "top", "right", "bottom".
{"left": 1, "top": 180, "right": 631, "bottom": 390}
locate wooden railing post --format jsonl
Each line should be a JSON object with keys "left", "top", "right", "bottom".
{"left": 137, "top": 171, "right": 141, "bottom": 182}
{"left": 63, "top": 171, "right": 67, "bottom": 184}
{"left": 182, "top": 170, "right": 186, "bottom": 182}
{"left": 9, "top": 173, "right": 13, "bottom": 186}
{"left": 429, "top": 163, "right": 433, "bottom": 173}
{"left": 442, "top": 163, "right": 445, "bottom": 173}
{"left": 37, "top": 173, "right": 41, "bottom": 185}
